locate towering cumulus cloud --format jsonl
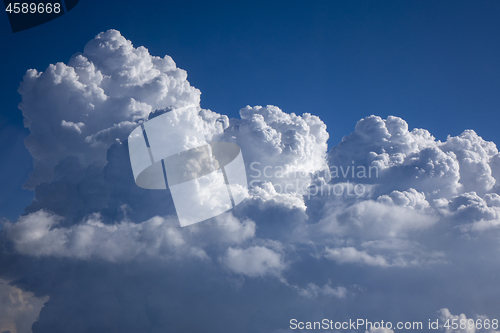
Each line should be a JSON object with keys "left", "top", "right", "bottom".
{"left": 2, "top": 30, "right": 500, "bottom": 333}
{"left": 19, "top": 29, "right": 202, "bottom": 189}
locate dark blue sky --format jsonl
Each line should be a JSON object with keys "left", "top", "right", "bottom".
{"left": 1, "top": 0, "right": 500, "bottom": 220}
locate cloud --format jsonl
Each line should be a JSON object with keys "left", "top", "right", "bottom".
{"left": 4, "top": 210, "right": 259, "bottom": 262}
{"left": 320, "top": 192, "right": 437, "bottom": 240}
{"left": 223, "top": 246, "right": 285, "bottom": 277}
{"left": 0, "top": 279, "right": 49, "bottom": 333}
{"left": 327, "top": 115, "right": 498, "bottom": 199}
{"left": 19, "top": 29, "right": 203, "bottom": 189}
{"left": 295, "top": 281, "right": 347, "bottom": 299}
{"left": 4, "top": 29, "right": 500, "bottom": 332}
{"left": 11, "top": 29, "right": 500, "bottom": 270}
{"left": 227, "top": 105, "right": 329, "bottom": 198}
{"left": 4, "top": 210, "right": 207, "bottom": 262}
{"left": 324, "top": 247, "right": 389, "bottom": 267}
{"left": 441, "top": 131, "right": 498, "bottom": 194}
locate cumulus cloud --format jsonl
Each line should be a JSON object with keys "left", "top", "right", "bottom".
{"left": 327, "top": 115, "right": 500, "bottom": 200}
{"left": 19, "top": 29, "right": 203, "bottom": 189}
{"left": 11, "top": 29, "right": 500, "bottom": 273}
{"left": 7, "top": 30, "right": 499, "bottom": 275}
{"left": 4, "top": 29, "right": 500, "bottom": 333}
{"left": 226, "top": 105, "right": 329, "bottom": 198}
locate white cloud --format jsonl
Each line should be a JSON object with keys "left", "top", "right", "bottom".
{"left": 60, "top": 120, "right": 85, "bottom": 134}
{"left": 4, "top": 210, "right": 209, "bottom": 262}
{"left": 317, "top": 191, "right": 438, "bottom": 241}
{"left": 4, "top": 209, "right": 258, "bottom": 262}
{"left": 186, "top": 212, "right": 256, "bottom": 245}
{"left": 223, "top": 246, "right": 285, "bottom": 277}
{"left": 19, "top": 29, "right": 204, "bottom": 188}
{"left": 329, "top": 115, "right": 461, "bottom": 199}
{"left": 247, "top": 182, "right": 308, "bottom": 211}
{"left": 12, "top": 30, "right": 500, "bottom": 275}
{"left": 441, "top": 130, "right": 498, "bottom": 194}
{"left": 6, "top": 28, "right": 500, "bottom": 333}
{"left": 324, "top": 247, "right": 389, "bottom": 267}
{"left": 227, "top": 105, "right": 329, "bottom": 202}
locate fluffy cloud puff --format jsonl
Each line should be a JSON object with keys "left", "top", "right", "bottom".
{"left": 328, "top": 115, "right": 500, "bottom": 199}
{"left": 225, "top": 105, "right": 329, "bottom": 196}
{"left": 223, "top": 246, "right": 285, "bottom": 277}
{"left": 19, "top": 29, "right": 203, "bottom": 189}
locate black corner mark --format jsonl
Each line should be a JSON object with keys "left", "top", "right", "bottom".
{"left": 3, "top": 0, "right": 79, "bottom": 33}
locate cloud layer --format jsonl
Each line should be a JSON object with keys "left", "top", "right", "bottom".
{"left": 2, "top": 29, "right": 500, "bottom": 333}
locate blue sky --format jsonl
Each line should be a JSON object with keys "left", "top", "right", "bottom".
{"left": 2, "top": 1, "right": 500, "bottom": 332}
